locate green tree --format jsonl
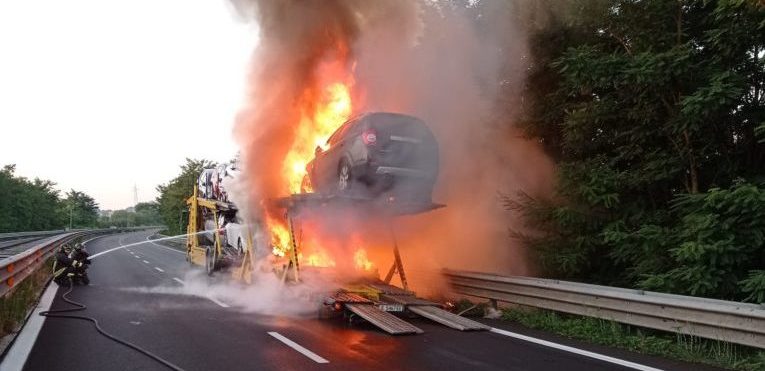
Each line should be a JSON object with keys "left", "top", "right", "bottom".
{"left": 514, "top": 1, "right": 765, "bottom": 301}
{"left": 134, "top": 202, "right": 163, "bottom": 226}
{"left": 156, "top": 158, "right": 215, "bottom": 235}
{"left": 62, "top": 190, "right": 99, "bottom": 229}
{"left": 108, "top": 209, "right": 135, "bottom": 228}
{"left": 0, "top": 164, "right": 67, "bottom": 232}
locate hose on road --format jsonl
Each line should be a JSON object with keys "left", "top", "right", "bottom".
{"left": 39, "top": 279, "right": 186, "bottom": 371}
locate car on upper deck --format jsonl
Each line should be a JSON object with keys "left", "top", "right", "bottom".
{"left": 304, "top": 112, "right": 439, "bottom": 202}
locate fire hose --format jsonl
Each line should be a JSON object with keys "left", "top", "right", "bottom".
{"left": 39, "top": 279, "right": 185, "bottom": 371}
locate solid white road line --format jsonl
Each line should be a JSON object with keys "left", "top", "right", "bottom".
{"left": 154, "top": 267, "right": 164, "bottom": 272}
{"left": 171, "top": 277, "right": 230, "bottom": 308}
{"left": 267, "top": 332, "right": 329, "bottom": 364}
{"left": 81, "top": 235, "right": 106, "bottom": 246}
{"left": 489, "top": 328, "right": 662, "bottom": 371}
{"left": 0, "top": 283, "right": 59, "bottom": 371}
{"left": 142, "top": 260, "right": 150, "bottom": 264}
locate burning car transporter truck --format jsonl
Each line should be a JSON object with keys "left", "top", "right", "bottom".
{"left": 187, "top": 155, "right": 488, "bottom": 334}
{"left": 184, "top": 186, "right": 488, "bottom": 335}
{"left": 274, "top": 193, "right": 490, "bottom": 334}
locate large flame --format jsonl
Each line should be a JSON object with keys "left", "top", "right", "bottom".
{"left": 282, "top": 79, "right": 354, "bottom": 194}
{"left": 265, "top": 58, "right": 370, "bottom": 271}
{"left": 353, "top": 248, "right": 375, "bottom": 271}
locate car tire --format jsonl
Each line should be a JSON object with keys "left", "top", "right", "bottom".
{"left": 337, "top": 160, "right": 352, "bottom": 194}
{"left": 205, "top": 246, "right": 216, "bottom": 276}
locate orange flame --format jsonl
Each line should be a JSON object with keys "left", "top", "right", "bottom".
{"left": 282, "top": 80, "right": 353, "bottom": 195}
{"left": 353, "top": 248, "right": 375, "bottom": 271}
{"left": 267, "top": 215, "right": 290, "bottom": 257}
{"left": 301, "top": 250, "right": 337, "bottom": 268}
{"left": 263, "top": 57, "right": 379, "bottom": 275}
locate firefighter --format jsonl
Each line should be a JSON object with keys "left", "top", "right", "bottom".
{"left": 52, "top": 244, "right": 82, "bottom": 286}
{"left": 71, "top": 243, "right": 91, "bottom": 285}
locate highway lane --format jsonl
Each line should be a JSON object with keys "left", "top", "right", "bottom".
{"left": 17, "top": 231, "right": 718, "bottom": 371}
{"left": 0, "top": 235, "right": 63, "bottom": 260}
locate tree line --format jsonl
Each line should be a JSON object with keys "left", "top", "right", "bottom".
{"left": 0, "top": 164, "right": 163, "bottom": 232}
{"left": 155, "top": 158, "right": 215, "bottom": 236}
{"left": 0, "top": 165, "right": 99, "bottom": 232}
{"left": 513, "top": 0, "right": 765, "bottom": 303}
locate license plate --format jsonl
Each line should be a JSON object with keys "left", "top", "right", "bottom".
{"left": 378, "top": 304, "right": 404, "bottom": 312}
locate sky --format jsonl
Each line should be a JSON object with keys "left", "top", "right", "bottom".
{"left": 0, "top": 0, "right": 258, "bottom": 210}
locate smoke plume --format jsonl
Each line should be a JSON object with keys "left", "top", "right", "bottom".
{"left": 231, "top": 0, "right": 555, "bottom": 298}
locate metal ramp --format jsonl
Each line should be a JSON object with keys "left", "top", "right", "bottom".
{"left": 369, "top": 283, "right": 489, "bottom": 332}
{"left": 345, "top": 304, "right": 423, "bottom": 335}
{"left": 408, "top": 305, "right": 490, "bottom": 331}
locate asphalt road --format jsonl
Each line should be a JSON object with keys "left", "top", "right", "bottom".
{"left": 0, "top": 235, "right": 60, "bottom": 259}
{"left": 18, "top": 231, "right": 718, "bottom": 371}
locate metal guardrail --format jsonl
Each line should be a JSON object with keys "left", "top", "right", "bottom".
{"left": 0, "top": 227, "right": 158, "bottom": 298}
{"left": 0, "top": 230, "right": 74, "bottom": 243}
{"left": 444, "top": 270, "right": 765, "bottom": 349}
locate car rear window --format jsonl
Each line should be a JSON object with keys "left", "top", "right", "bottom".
{"left": 368, "top": 114, "right": 430, "bottom": 140}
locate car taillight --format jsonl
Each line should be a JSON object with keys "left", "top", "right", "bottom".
{"left": 362, "top": 129, "right": 377, "bottom": 145}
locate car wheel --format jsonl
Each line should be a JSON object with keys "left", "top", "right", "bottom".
{"left": 205, "top": 246, "right": 216, "bottom": 276}
{"left": 337, "top": 160, "right": 351, "bottom": 193}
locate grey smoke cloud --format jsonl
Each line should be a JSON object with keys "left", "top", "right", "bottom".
{"left": 228, "top": 0, "right": 555, "bottom": 299}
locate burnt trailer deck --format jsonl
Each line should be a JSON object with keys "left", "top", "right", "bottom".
{"left": 324, "top": 282, "right": 490, "bottom": 335}
{"left": 273, "top": 192, "right": 487, "bottom": 335}
{"left": 272, "top": 192, "right": 445, "bottom": 216}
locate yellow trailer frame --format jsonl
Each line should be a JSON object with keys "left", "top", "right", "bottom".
{"left": 185, "top": 187, "right": 255, "bottom": 283}
{"left": 275, "top": 203, "right": 408, "bottom": 290}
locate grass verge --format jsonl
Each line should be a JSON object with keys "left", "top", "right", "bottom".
{"left": 0, "top": 258, "right": 53, "bottom": 339}
{"left": 453, "top": 299, "right": 765, "bottom": 370}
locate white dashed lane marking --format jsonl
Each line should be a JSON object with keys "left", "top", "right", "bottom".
{"left": 267, "top": 332, "right": 329, "bottom": 364}
{"left": 171, "top": 277, "right": 229, "bottom": 308}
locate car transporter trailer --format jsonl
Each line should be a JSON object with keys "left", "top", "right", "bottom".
{"left": 185, "top": 187, "right": 488, "bottom": 335}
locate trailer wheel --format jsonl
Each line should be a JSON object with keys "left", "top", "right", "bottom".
{"left": 205, "top": 246, "right": 216, "bottom": 276}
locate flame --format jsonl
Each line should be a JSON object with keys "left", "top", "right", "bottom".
{"left": 353, "top": 248, "right": 375, "bottom": 271}
{"left": 300, "top": 250, "right": 337, "bottom": 268}
{"left": 262, "top": 55, "right": 380, "bottom": 274}
{"left": 282, "top": 80, "right": 353, "bottom": 194}
{"left": 267, "top": 214, "right": 290, "bottom": 257}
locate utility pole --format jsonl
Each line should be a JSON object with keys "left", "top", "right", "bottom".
{"left": 133, "top": 184, "right": 139, "bottom": 207}
{"left": 69, "top": 203, "right": 73, "bottom": 230}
